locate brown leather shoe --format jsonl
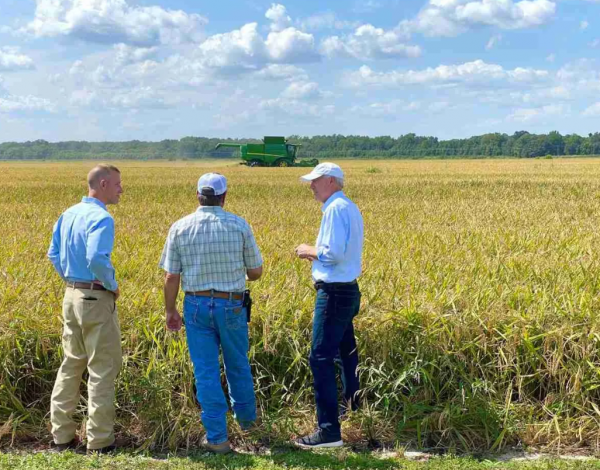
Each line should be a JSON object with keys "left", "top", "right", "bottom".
{"left": 203, "top": 439, "right": 232, "bottom": 454}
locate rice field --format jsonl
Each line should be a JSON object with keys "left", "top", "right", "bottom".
{"left": 3, "top": 158, "right": 600, "bottom": 452}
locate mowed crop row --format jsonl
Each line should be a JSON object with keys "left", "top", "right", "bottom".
{"left": 2, "top": 159, "right": 600, "bottom": 451}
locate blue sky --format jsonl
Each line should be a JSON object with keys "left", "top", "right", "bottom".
{"left": 0, "top": 0, "right": 599, "bottom": 142}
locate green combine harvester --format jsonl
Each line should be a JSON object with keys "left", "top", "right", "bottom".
{"left": 215, "top": 136, "right": 318, "bottom": 167}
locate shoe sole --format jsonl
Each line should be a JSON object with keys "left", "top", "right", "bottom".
{"left": 295, "top": 440, "right": 343, "bottom": 449}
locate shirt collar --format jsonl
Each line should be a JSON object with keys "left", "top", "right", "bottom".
{"left": 322, "top": 191, "right": 344, "bottom": 212}
{"left": 197, "top": 205, "right": 224, "bottom": 213}
{"left": 82, "top": 196, "right": 107, "bottom": 210}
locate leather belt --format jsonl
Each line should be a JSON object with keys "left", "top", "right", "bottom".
{"left": 185, "top": 290, "right": 243, "bottom": 300}
{"left": 66, "top": 282, "right": 107, "bottom": 291}
{"left": 314, "top": 280, "right": 357, "bottom": 291}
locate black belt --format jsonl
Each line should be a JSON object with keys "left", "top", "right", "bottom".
{"left": 314, "top": 280, "right": 357, "bottom": 291}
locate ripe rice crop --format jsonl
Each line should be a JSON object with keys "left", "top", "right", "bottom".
{"left": 2, "top": 158, "right": 600, "bottom": 452}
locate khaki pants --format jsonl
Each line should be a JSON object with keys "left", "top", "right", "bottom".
{"left": 50, "top": 287, "right": 122, "bottom": 450}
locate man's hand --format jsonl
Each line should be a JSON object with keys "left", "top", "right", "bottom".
{"left": 112, "top": 287, "right": 120, "bottom": 300}
{"left": 295, "top": 244, "right": 318, "bottom": 261}
{"left": 166, "top": 309, "right": 182, "bottom": 331}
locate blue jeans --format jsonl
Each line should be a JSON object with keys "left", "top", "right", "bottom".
{"left": 310, "top": 282, "right": 361, "bottom": 438}
{"left": 183, "top": 294, "right": 256, "bottom": 445}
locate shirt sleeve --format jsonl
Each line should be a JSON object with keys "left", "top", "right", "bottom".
{"left": 316, "top": 206, "right": 348, "bottom": 266}
{"left": 159, "top": 226, "right": 182, "bottom": 274}
{"left": 243, "top": 224, "right": 263, "bottom": 270}
{"left": 47, "top": 215, "right": 65, "bottom": 279}
{"left": 86, "top": 216, "right": 118, "bottom": 291}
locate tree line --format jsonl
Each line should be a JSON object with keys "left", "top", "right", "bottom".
{"left": 1, "top": 131, "right": 600, "bottom": 160}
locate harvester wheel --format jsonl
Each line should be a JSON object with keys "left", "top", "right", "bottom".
{"left": 276, "top": 159, "right": 291, "bottom": 167}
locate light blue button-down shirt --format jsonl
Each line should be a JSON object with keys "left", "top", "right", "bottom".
{"left": 312, "top": 191, "right": 364, "bottom": 283}
{"left": 48, "top": 197, "right": 118, "bottom": 291}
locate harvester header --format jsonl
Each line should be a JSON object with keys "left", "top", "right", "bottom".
{"left": 215, "top": 136, "right": 318, "bottom": 167}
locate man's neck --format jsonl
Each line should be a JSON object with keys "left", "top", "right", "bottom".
{"left": 88, "top": 192, "right": 108, "bottom": 205}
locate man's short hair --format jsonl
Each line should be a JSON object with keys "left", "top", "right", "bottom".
{"left": 88, "top": 164, "right": 120, "bottom": 189}
{"left": 333, "top": 176, "right": 344, "bottom": 189}
{"left": 199, "top": 188, "right": 226, "bottom": 207}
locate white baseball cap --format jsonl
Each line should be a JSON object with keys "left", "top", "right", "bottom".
{"left": 197, "top": 173, "right": 227, "bottom": 196}
{"left": 300, "top": 162, "right": 344, "bottom": 182}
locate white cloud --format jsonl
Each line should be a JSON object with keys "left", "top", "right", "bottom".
{"left": 345, "top": 60, "right": 549, "bottom": 87}
{"left": 0, "top": 76, "right": 55, "bottom": 113}
{"left": 114, "top": 44, "right": 158, "bottom": 66}
{"left": 0, "top": 47, "right": 34, "bottom": 71}
{"left": 353, "top": 0, "right": 383, "bottom": 13}
{"left": 0, "top": 95, "right": 56, "bottom": 113}
{"left": 253, "top": 64, "right": 308, "bottom": 81}
{"left": 321, "top": 24, "right": 421, "bottom": 60}
{"left": 266, "top": 27, "right": 319, "bottom": 62}
{"left": 298, "top": 12, "right": 359, "bottom": 31}
{"left": 507, "top": 104, "right": 567, "bottom": 122}
{"left": 351, "top": 99, "right": 421, "bottom": 116}
{"left": 583, "top": 102, "right": 600, "bottom": 117}
{"left": 590, "top": 39, "right": 600, "bottom": 48}
{"left": 195, "top": 22, "right": 318, "bottom": 73}
{"left": 265, "top": 4, "right": 291, "bottom": 32}
{"left": 580, "top": 20, "right": 589, "bottom": 30}
{"left": 70, "top": 85, "right": 175, "bottom": 109}
{"left": 405, "top": 0, "right": 556, "bottom": 37}
{"left": 24, "top": 0, "right": 207, "bottom": 46}
{"left": 486, "top": 34, "right": 502, "bottom": 50}
{"left": 280, "top": 81, "right": 323, "bottom": 100}
{"left": 259, "top": 97, "right": 335, "bottom": 117}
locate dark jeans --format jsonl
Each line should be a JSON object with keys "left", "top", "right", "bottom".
{"left": 310, "top": 281, "right": 361, "bottom": 438}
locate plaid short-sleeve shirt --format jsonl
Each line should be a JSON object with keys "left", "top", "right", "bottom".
{"left": 159, "top": 206, "right": 263, "bottom": 293}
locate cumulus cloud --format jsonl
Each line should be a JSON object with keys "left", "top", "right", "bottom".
{"left": 280, "top": 81, "right": 323, "bottom": 100}
{"left": 266, "top": 4, "right": 291, "bottom": 32}
{"left": 507, "top": 104, "right": 567, "bottom": 122}
{"left": 195, "top": 22, "right": 318, "bottom": 72}
{"left": 321, "top": 24, "right": 421, "bottom": 60}
{"left": 298, "top": 12, "right": 359, "bottom": 31}
{"left": 583, "top": 102, "right": 600, "bottom": 117}
{"left": 253, "top": 64, "right": 308, "bottom": 81}
{"left": 70, "top": 85, "right": 175, "bottom": 109}
{"left": 0, "top": 47, "right": 34, "bottom": 72}
{"left": 405, "top": 0, "right": 556, "bottom": 37}
{"left": 114, "top": 44, "right": 158, "bottom": 66}
{"left": 259, "top": 97, "right": 335, "bottom": 117}
{"left": 351, "top": 99, "right": 421, "bottom": 116}
{"left": 0, "top": 75, "right": 55, "bottom": 113}
{"left": 345, "top": 60, "right": 549, "bottom": 87}
{"left": 24, "top": 0, "right": 207, "bottom": 46}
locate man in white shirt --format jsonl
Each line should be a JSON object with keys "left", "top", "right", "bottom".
{"left": 294, "top": 162, "right": 364, "bottom": 448}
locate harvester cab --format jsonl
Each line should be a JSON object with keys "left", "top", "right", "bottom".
{"left": 215, "top": 136, "right": 318, "bottom": 167}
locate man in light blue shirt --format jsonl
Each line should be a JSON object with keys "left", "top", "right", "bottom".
{"left": 294, "top": 162, "right": 364, "bottom": 448}
{"left": 47, "top": 164, "right": 123, "bottom": 455}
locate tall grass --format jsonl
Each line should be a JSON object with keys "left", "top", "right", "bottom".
{"left": 2, "top": 159, "right": 600, "bottom": 451}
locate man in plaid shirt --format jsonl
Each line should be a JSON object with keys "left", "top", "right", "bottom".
{"left": 159, "top": 173, "right": 263, "bottom": 454}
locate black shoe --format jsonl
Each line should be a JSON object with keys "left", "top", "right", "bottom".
{"left": 50, "top": 438, "right": 78, "bottom": 453}
{"left": 294, "top": 430, "right": 343, "bottom": 448}
{"left": 87, "top": 444, "right": 116, "bottom": 455}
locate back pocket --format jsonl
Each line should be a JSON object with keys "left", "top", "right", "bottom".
{"left": 225, "top": 301, "right": 245, "bottom": 330}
